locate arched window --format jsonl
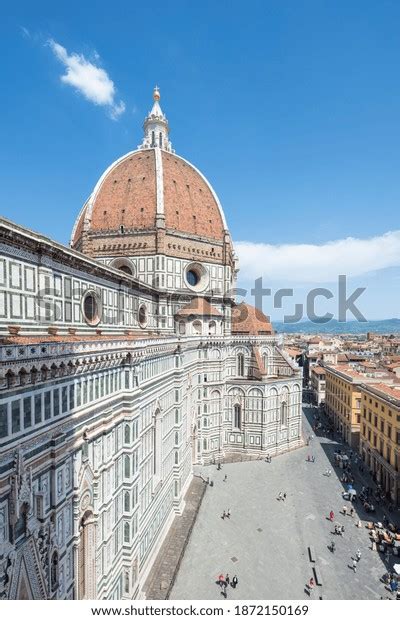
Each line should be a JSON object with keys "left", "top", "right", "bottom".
{"left": 237, "top": 353, "right": 244, "bottom": 377}
{"left": 178, "top": 321, "right": 185, "bottom": 335}
{"left": 159, "top": 132, "right": 163, "bottom": 148}
{"left": 193, "top": 320, "right": 202, "bottom": 335}
{"left": 124, "top": 491, "right": 130, "bottom": 513}
{"left": 124, "top": 455, "right": 131, "bottom": 478}
{"left": 124, "top": 522, "right": 130, "bottom": 543}
{"left": 208, "top": 321, "right": 216, "bottom": 335}
{"left": 5, "top": 371, "right": 15, "bottom": 389}
{"left": 51, "top": 551, "right": 59, "bottom": 591}
{"left": 234, "top": 404, "right": 242, "bottom": 429}
{"left": 124, "top": 424, "right": 131, "bottom": 445}
{"left": 151, "top": 130, "right": 155, "bottom": 146}
{"left": 281, "top": 402, "right": 288, "bottom": 426}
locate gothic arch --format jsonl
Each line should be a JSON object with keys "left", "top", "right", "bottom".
{"left": 78, "top": 509, "right": 96, "bottom": 599}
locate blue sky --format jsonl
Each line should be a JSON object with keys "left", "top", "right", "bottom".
{"left": 1, "top": 1, "right": 400, "bottom": 320}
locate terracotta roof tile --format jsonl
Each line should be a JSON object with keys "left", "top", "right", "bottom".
{"left": 0, "top": 332, "right": 165, "bottom": 345}
{"left": 175, "top": 298, "right": 221, "bottom": 317}
{"left": 231, "top": 303, "right": 273, "bottom": 335}
{"left": 72, "top": 150, "right": 226, "bottom": 248}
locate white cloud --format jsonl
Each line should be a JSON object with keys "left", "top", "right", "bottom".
{"left": 235, "top": 230, "right": 400, "bottom": 283}
{"left": 48, "top": 39, "right": 125, "bottom": 119}
{"left": 20, "top": 26, "right": 31, "bottom": 38}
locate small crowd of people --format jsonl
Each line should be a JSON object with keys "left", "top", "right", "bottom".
{"left": 217, "top": 573, "right": 238, "bottom": 598}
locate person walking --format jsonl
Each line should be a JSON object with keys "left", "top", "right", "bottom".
{"left": 309, "top": 577, "right": 315, "bottom": 589}
{"left": 352, "top": 559, "right": 357, "bottom": 573}
{"left": 329, "top": 510, "right": 334, "bottom": 521}
{"left": 218, "top": 574, "right": 225, "bottom": 587}
{"left": 232, "top": 575, "right": 238, "bottom": 589}
{"left": 342, "top": 505, "right": 347, "bottom": 516}
{"left": 227, "top": 509, "right": 231, "bottom": 519}
{"left": 278, "top": 492, "right": 283, "bottom": 501}
{"left": 283, "top": 492, "right": 287, "bottom": 500}
{"left": 350, "top": 507, "right": 354, "bottom": 518}
{"left": 311, "top": 456, "right": 315, "bottom": 463}
{"left": 225, "top": 574, "right": 230, "bottom": 585}
{"left": 356, "top": 549, "right": 361, "bottom": 562}
{"left": 224, "top": 474, "right": 228, "bottom": 482}
{"left": 221, "top": 511, "right": 226, "bottom": 520}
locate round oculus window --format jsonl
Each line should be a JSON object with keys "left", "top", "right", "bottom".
{"left": 184, "top": 263, "right": 208, "bottom": 291}
{"left": 186, "top": 269, "right": 199, "bottom": 287}
{"left": 82, "top": 291, "right": 101, "bottom": 326}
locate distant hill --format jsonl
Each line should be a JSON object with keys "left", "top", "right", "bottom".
{"left": 272, "top": 318, "right": 400, "bottom": 335}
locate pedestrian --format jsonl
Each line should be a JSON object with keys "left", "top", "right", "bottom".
{"left": 329, "top": 510, "right": 334, "bottom": 521}
{"left": 278, "top": 492, "right": 283, "bottom": 501}
{"left": 221, "top": 511, "right": 226, "bottom": 520}
{"left": 307, "top": 455, "right": 310, "bottom": 462}
{"left": 218, "top": 574, "right": 225, "bottom": 587}
{"left": 224, "top": 474, "right": 227, "bottom": 482}
{"left": 312, "top": 456, "right": 315, "bottom": 463}
{"left": 342, "top": 505, "right": 347, "bottom": 516}
{"left": 356, "top": 549, "right": 361, "bottom": 562}
{"left": 225, "top": 573, "right": 230, "bottom": 585}
{"left": 352, "top": 559, "right": 357, "bottom": 573}
{"left": 221, "top": 583, "right": 227, "bottom": 598}
{"left": 341, "top": 525, "right": 345, "bottom": 535}
{"left": 227, "top": 509, "right": 231, "bottom": 519}
{"left": 309, "top": 577, "right": 315, "bottom": 589}
{"left": 383, "top": 514, "right": 388, "bottom": 527}
{"left": 232, "top": 575, "right": 238, "bottom": 589}
{"left": 350, "top": 507, "right": 354, "bottom": 518}
{"left": 283, "top": 493, "right": 287, "bottom": 500}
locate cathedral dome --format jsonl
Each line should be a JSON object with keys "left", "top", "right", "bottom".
{"left": 71, "top": 88, "right": 233, "bottom": 271}
{"left": 71, "top": 149, "right": 227, "bottom": 247}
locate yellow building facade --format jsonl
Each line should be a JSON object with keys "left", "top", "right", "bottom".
{"left": 359, "top": 383, "right": 400, "bottom": 506}
{"left": 325, "top": 366, "right": 362, "bottom": 449}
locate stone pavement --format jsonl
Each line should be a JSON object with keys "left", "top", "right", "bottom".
{"left": 144, "top": 476, "right": 207, "bottom": 599}
{"left": 170, "top": 406, "right": 397, "bottom": 600}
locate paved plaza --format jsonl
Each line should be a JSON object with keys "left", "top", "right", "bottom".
{"left": 171, "top": 407, "right": 398, "bottom": 600}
